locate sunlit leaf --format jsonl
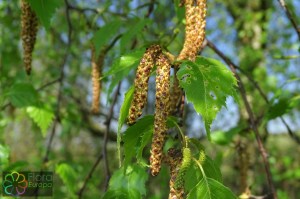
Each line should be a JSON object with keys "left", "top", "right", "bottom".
{"left": 26, "top": 106, "right": 54, "bottom": 136}
{"left": 187, "top": 177, "right": 236, "bottom": 199}
{"left": 177, "top": 56, "right": 237, "bottom": 140}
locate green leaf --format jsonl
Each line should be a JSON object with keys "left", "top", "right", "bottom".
{"left": 186, "top": 178, "right": 236, "bottom": 199}
{"left": 266, "top": 97, "right": 291, "bottom": 120}
{"left": 118, "top": 86, "right": 135, "bottom": 133}
{"left": 117, "top": 86, "right": 135, "bottom": 166}
{"left": 123, "top": 115, "right": 154, "bottom": 169}
{"left": 202, "top": 156, "right": 222, "bottom": 183}
{"left": 26, "top": 106, "right": 54, "bottom": 136}
{"left": 177, "top": 56, "right": 237, "bottom": 140}
{"left": 107, "top": 164, "right": 148, "bottom": 198}
{"left": 93, "top": 20, "right": 122, "bottom": 55}
{"left": 55, "top": 163, "right": 77, "bottom": 193}
{"left": 211, "top": 125, "right": 244, "bottom": 145}
{"left": 120, "top": 19, "right": 151, "bottom": 52}
{"left": 27, "top": 0, "right": 61, "bottom": 29}
{"left": 6, "top": 83, "right": 39, "bottom": 107}
{"left": 105, "top": 49, "right": 145, "bottom": 100}
{"left": 122, "top": 115, "right": 178, "bottom": 169}
{"left": 102, "top": 189, "right": 140, "bottom": 199}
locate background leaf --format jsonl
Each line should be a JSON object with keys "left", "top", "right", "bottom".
{"left": 6, "top": 83, "right": 39, "bottom": 108}
{"left": 177, "top": 56, "right": 237, "bottom": 140}
{"left": 55, "top": 163, "right": 77, "bottom": 194}
{"left": 93, "top": 20, "right": 122, "bottom": 55}
{"left": 105, "top": 49, "right": 145, "bottom": 100}
{"left": 27, "top": 0, "right": 61, "bottom": 29}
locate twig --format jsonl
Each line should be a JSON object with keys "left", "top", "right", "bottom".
{"left": 77, "top": 154, "right": 103, "bottom": 199}
{"left": 204, "top": 39, "right": 300, "bottom": 145}
{"left": 206, "top": 39, "right": 278, "bottom": 199}
{"left": 43, "top": 0, "right": 73, "bottom": 164}
{"left": 103, "top": 82, "right": 122, "bottom": 190}
{"left": 277, "top": 0, "right": 300, "bottom": 43}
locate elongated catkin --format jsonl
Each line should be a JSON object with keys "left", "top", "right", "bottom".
{"left": 177, "top": 0, "right": 206, "bottom": 61}
{"left": 91, "top": 45, "right": 104, "bottom": 114}
{"left": 128, "top": 45, "right": 162, "bottom": 125}
{"left": 21, "top": 0, "right": 38, "bottom": 75}
{"left": 150, "top": 53, "right": 171, "bottom": 176}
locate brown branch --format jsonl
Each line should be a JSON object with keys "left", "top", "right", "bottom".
{"left": 77, "top": 154, "right": 103, "bottom": 198}
{"left": 206, "top": 39, "right": 278, "bottom": 199}
{"left": 277, "top": 0, "right": 300, "bottom": 42}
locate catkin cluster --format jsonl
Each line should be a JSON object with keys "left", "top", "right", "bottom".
{"left": 128, "top": 45, "right": 162, "bottom": 125}
{"left": 177, "top": 0, "right": 206, "bottom": 61}
{"left": 150, "top": 53, "right": 171, "bottom": 176}
{"left": 91, "top": 45, "right": 104, "bottom": 114}
{"left": 166, "top": 148, "right": 184, "bottom": 199}
{"left": 21, "top": 0, "right": 38, "bottom": 75}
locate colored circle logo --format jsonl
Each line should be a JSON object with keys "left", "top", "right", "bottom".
{"left": 2, "top": 171, "right": 28, "bottom": 196}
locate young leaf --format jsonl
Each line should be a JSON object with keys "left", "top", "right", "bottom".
{"left": 102, "top": 189, "right": 140, "bottom": 199}
{"left": 27, "top": 0, "right": 61, "bottom": 29}
{"left": 186, "top": 178, "right": 236, "bottom": 199}
{"left": 26, "top": 106, "right": 54, "bottom": 136}
{"left": 106, "top": 164, "right": 148, "bottom": 198}
{"left": 93, "top": 20, "right": 122, "bottom": 56}
{"left": 55, "top": 163, "right": 77, "bottom": 194}
{"left": 6, "top": 83, "right": 39, "bottom": 107}
{"left": 177, "top": 56, "right": 237, "bottom": 140}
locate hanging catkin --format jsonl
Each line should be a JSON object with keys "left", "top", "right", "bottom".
{"left": 128, "top": 45, "right": 162, "bottom": 125}
{"left": 150, "top": 53, "right": 171, "bottom": 176}
{"left": 177, "top": 0, "right": 207, "bottom": 61}
{"left": 166, "top": 148, "right": 184, "bottom": 199}
{"left": 91, "top": 45, "right": 104, "bottom": 114}
{"left": 171, "top": 0, "right": 207, "bottom": 115}
{"left": 21, "top": 0, "right": 38, "bottom": 75}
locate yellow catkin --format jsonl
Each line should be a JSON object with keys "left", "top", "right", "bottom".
{"left": 21, "top": 0, "right": 38, "bottom": 75}
{"left": 166, "top": 148, "right": 184, "bottom": 199}
{"left": 177, "top": 0, "right": 207, "bottom": 61}
{"left": 91, "top": 45, "right": 104, "bottom": 114}
{"left": 128, "top": 45, "right": 162, "bottom": 125}
{"left": 150, "top": 53, "right": 171, "bottom": 176}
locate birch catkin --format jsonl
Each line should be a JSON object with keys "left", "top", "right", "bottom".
{"left": 21, "top": 0, "right": 38, "bottom": 75}
{"left": 128, "top": 45, "right": 162, "bottom": 125}
{"left": 91, "top": 45, "right": 104, "bottom": 114}
{"left": 177, "top": 0, "right": 206, "bottom": 61}
{"left": 150, "top": 53, "right": 171, "bottom": 176}
{"left": 166, "top": 148, "right": 184, "bottom": 199}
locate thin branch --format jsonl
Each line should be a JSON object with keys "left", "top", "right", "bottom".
{"left": 206, "top": 39, "right": 278, "bottom": 199}
{"left": 43, "top": 0, "right": 73, "bottom": 164}
{"left": 78, "top": 154, "right": 103, "bottom": 199}
{"left": 103, "top": 82, "right": 122, "bottom": 191}
{"left": 277, "top": 0, "right": 300, "bottom": 43}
